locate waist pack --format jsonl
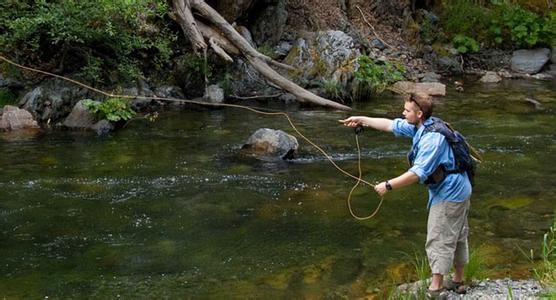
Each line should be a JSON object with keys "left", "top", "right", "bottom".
{"left": 407, "top": 117, "right": 478, "bottom": 186}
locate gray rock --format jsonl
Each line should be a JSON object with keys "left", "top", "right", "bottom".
{"left": 91, "top": 119, "right": 114, "bottom": 136}
{"left": 154, "top": 85, "right": 185, "bottom": 99}
{"left": 0, "top": 105, "right": 39, "bottom": 131}
{"left": 275, "top": 41, "right": 293, "bottom": 57}
{"left": 19, "top": 79, "right": 92, "bottom": 123}
{"left": 391, "top": 81, "right": 446, "bottom": 96}
{"left": 370, "top": 38, "right": 386, "bottom": 50}
{"left": 242, "top": 128, "right": 299, "bottom": 160}
{"left": 284, "top": 30, "right": 360, "bottom": 85}
{"left": 420, "top": 72, "right": 441, "bottom": 83}
{"left": 479, "top": 71, "right": 502, "bottom": 83}
{"left": 62, "top": 99, "right": 97, "bottom": 129}
{"left": 511, "top": 48, "right": 550, "bottom": 74}
{"left": 435, "top": 56, "right": 461, "bottom": 73}
{"left": 204, "top": 84, "right": 224, "bottom": 103}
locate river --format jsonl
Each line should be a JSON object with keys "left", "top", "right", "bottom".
{"left": 0, "top": 79, "right": 554, "bottom": 298}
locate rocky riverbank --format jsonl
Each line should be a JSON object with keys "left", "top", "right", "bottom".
{"left": 397, "top": 278, "right": 550, "bottom": 299}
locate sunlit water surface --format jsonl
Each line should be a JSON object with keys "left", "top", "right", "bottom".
{"left": 0, "top": 79, "right": 554, "bottom": 298}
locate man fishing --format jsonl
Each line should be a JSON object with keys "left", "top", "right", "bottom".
{"left": 339, "top": 93, "right": 472, "bottom": 299}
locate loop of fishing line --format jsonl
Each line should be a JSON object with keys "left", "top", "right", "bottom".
{"left": 0, "top": 55, "right": 384, "bottom": 220}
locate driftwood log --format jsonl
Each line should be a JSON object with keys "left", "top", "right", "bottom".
{"left": 171, "top": 0, "right": 351, "bottom": 111}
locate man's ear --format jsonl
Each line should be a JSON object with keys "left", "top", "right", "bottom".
{"left": 417, "top": 110, "right": 423, "bottom": 119}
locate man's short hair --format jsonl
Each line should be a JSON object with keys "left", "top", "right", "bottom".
{"left": 406, "top": 93, "right": 433, "bottom": 119}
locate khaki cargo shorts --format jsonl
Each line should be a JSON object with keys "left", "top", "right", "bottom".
{"left": 425, "top": 198, "right": 470, "bottom": 275}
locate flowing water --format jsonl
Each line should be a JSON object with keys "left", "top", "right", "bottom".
{"left": 0, "top": 79, "right": 554, "bottom": 298}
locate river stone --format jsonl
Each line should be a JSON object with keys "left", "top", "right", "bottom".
{"left": 510, "top": 48, "right": 550, "bottom": 74}
{"left": 63, "top": 99, "right": 97, "bottom": 129}
{"left": 0, "top": 105, "right": 39, "bottom": 131}
{"left": 479, "top": 71, "right": 502, "bottom": 83}
{"left": 91, "top": 119, "right": 114, "bottom": 136}
{"left": 19, "top": 79, "right": 92, "bottom": 123}
{"left": 419, "top": 72, "right": 441, "bottom": 83}
{"left": 242, "top": 128, "right": 298, "bottom": 159}
{"left": 204, "top": 84, "right": 224, "bottom": 103}
{"left": 391, "top": 81, "right": 446, "bottom": 96}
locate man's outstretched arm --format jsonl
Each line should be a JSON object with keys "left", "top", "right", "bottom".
{"left": 375, "top": 171, "right": 420, "bottom": 196}
{"left": 339, "top": 116, "right": 393, "bottom": 132}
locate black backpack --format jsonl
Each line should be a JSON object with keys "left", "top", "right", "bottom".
{"left": 408, "top": 117, "right": 480, "bottom": 186}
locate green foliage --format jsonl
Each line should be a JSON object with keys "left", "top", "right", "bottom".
{"left": 441, "top": 0, "right": 555, "bottom": 49}
{"left": 531, "top": 214, "right": 556, "bottom": 290}
{"left": 179, "top": 53, "right": 212, "bottom": 81}
{"left": 83, "top": 98, "right": 136, "bottom": 122}
{"left": 320, "top": 79, "right": 344, "bottom": 100}
{"left": 489, "top": 5, "right": 556, "bottom": 48}
{"left": 441, "top": 0, "right": 492, "bottom": 42}
{"left": 0, "top": 0, "right": 177, "bottom": 82}
{"left": 464, "top": 245, "right": 491, "bottom": 282}
{"left": 353, "top": 55, "right": 405, "bottom": 99}
{"left": 453, "top": 35, "right": 480, "bottom": 54}
{"left": 0, "top": 89, "right": 17, "bottom": 108}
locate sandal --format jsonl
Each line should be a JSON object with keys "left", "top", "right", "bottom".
{"left": 426, "top": 288, "right": 448, "bottom": 300}
{"left": 446, "top": 280, "right": 467, "bottom": 294}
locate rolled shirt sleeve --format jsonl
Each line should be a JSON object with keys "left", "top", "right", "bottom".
{"left": 408, "top": 133, "right": 447, "bottom": 184}
{"left": 392, "top": 118, "right": 415, "bottom": 138}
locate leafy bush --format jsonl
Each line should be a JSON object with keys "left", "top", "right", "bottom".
{"left": 83, "top": 98, "right": 136, "bottom": 122}
{"left": 0, "top": 89, "right": 17, "bottom": 108}
{"left": 489, "top": 4, "right": 556, "bottom": 48}
{"left": 320, "top": 79, "right": 344, "bottom": 100}
{"left": 0, "top": 0, "right": 177, "bottom": 82}
{"left": 453, "top": 35, "right": 480, "bottom": 54}
{"left": 441, "top": 0, "right": 555, "bottom": 49}
{"left": 353, "top": 55, "right": 405, "bottom": 98}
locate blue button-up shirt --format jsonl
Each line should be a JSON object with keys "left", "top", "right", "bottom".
{"left": 392, "top": 118, "right": 472, "bottom": 208}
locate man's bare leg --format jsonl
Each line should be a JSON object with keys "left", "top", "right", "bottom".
{"left": 453, "top": 264, "right": 465, "bottom": 283}
{"left": 429, "top": 273, "right": 444, "bottom": 290}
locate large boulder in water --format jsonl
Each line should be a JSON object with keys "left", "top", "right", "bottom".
{"left": 510, "top": 48, "right": 550, "bottom": 74}
{"left": 62, "top": 99, "right": 97, "bottom": 129}
{"left": 242, "top": 128, "right": 298, "bottom": 159}
{"left": 0, "top": 105, "right": 39, "bottom": 131}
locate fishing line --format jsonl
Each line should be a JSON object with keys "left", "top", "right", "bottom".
{"left": 0, "top": 55, "right": 384, "bottom": 220}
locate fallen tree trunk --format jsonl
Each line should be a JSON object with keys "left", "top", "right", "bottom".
{"left": 172, "top": 0, "right": 351, "bottom": 111}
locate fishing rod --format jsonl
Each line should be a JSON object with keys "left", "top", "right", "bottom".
{"left": 0, "top": 54, "right": 384, "bottom": 220}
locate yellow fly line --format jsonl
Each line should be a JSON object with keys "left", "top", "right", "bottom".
{"left": 0, "top": 55, "right": 384, "bottom": 220}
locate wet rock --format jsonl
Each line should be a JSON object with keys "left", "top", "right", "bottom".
{"left": 391, "top": 81, "right": 446, "bottom": 96}
{"left": 524, "top": 97, "right": 543, "bottom": 110}
{"left": 419, "top": 72, "right": 441, "bottom": 83}
{"left": 62, "top": 99, "right": 97, "bottom": 129}
{"left": 511, "top": 48, "right": 550, "bottom": 74}
{"left": 0, "top": 105, "right": 39, "bottom": 131}
{"left": 91, "top": 119, "right": 114, "bottom": 136}
{"left": 19, "top": 79, "right": 93, "bottom": 123}
{"left": 479, "top": 71, "right": 502, "bottom": 83}
{"left": 204, "top": 84, "right": 224, "bottom": 103}
{"left": 154, "top": 85, "right": 185, "bottom": 100}
{"left": 435, "top": 55, "right": 461, "bottom": 74}
{"left": 242, "top": 128, "right": 298, "bottom": 159}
